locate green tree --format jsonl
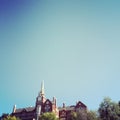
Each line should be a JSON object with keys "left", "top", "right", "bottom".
{"left": 39, "top": 112, "right": 58, "bottom": 120}
{"left": 67, "top": 110, "right": 87, "bottom": 120}
{"left": 77, "top": 110, "right": 87, "bottom": 120}
{"left": 98, "top": 97, "right": 120, "bottom": 120}
{"left": 3, "top": 115, "right": 21, "bottom": 120}
{"left": 87, "top": 110, "right": 98, "bottom": 120}
{"left": 67, "top": 112, "right": 77, "bottom": 120}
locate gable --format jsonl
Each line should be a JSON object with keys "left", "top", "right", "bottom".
{"left": 44, "top": 99, "right": 52, "bottom": 106}
{"left": 75, "top": 101, "right": 87, "bottom": 109}
{"left": 44, "top": 99, "right": 52, "bottom": 112}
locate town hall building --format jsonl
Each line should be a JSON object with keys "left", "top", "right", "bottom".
{"left": 1, "top": 81, "right": 87, "bottom": 120}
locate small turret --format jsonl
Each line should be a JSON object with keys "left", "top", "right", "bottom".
{"left": 53, "top": 97, "right": 57, "bottom": 107}
{"left": 55, "top": 98, "right": 57, "bottom": 107}
{"left": 53, "top": 97, "right": 55, "bottom": 103}
{"left": 63, "top": 103, "right": 65, "bottom": 108}
{"left": 12, "top": 104, "right": 16, "bottom": 113}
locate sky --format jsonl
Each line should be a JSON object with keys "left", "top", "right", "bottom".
{"left": 0, "top": 0, "right": 120, "bottom": 116}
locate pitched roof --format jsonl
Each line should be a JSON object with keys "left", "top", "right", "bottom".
{"left": 58, "top": 105, "right": 75, "bottom": 111}
{"left": 14, "top": 106, "right": 35, "bottom": 113}
{"left": 58, "top": 101, "right": 87, "bottom": 112}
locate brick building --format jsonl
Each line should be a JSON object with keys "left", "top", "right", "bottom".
{"left": 11, "top": 81, "right": 59, "bottom": 120}
{"left": 1, "top": 81, "right": 87, "bottom": 120}
{"left": 59, "top": 101, "right": 87, "bottom": 120}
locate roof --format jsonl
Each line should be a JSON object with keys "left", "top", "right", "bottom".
{"left": 14, "top": 106, "right": 35, "bottom": 113}
{"left": 58, "top": 101, "right": 87, "bottom": 112}
{"left": 58, "top": 106, "right": 75, "bottom": 111}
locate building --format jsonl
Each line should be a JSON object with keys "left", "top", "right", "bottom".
{"left": 1, "top": 81, "right": 87, "bottom": 120}
{"left": 59, "top": 101, "right": 87, "bottom": 120}
{"left": 11, "top": 81, "right": 59, "bottom": 120}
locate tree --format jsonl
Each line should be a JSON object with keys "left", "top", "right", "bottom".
{"left": 67, "top": 110, "right": 87, "bottom": 120}
{"left": 39, "top": 112, "right": 58, "bottom": 120}
{"left": 98, "top": 97, "right": 120, "bottom": 120}
{"left": 67, "top": 112, "right": 77, "bottom": 120}
{"left": 76, "top": 110, "right": 87, "bottom": 120}
{"left": 87, "top": 110, "right": 98, "bottom": 120}
{"left": 3, "top": 115, "right": 21, "bottom": 120}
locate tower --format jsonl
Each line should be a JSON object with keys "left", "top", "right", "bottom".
{"left": 36, "top": 81, "right": 46, "bottom": 120}
{"left": 36, "top": 80, "right": 46, "bottom": 106}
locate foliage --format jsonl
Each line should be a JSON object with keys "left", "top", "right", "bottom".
{"left": 67, "top": 112, "right": 77, "bottom": 120}
{"left": 77, "top": 110, "right": 87, "bottom": 120}
{"left": 3, "top": 115, "right": 21, "bottom": 120}
{"left": 67, "top": 97, "right": 120, "bottom": 120}
{"left": 67, "top": 110, "right": 87, "bottom": 120}
{"left": 39, "top": 112, "right": 58, "bottom": 120}
{"left": 98, "top": 97, "right": 120, "bottom": 120}
{"left": 87, "top": 110, "right": 98, "bottom": 120}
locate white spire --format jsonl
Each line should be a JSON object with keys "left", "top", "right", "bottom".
{"left": 40, "top": 80, "right": 45, "bottom": 97}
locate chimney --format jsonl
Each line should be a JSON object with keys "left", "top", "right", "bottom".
{"left": 63, "top": 103, "right": 65, "bottom": 108}
{"left": 55, "top": 98, "right": 57, "bottom": 107}
{"left": 53, "top": 97, "right": 55, "bottom": 103}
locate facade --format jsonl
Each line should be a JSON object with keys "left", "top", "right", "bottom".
{"left": 11, "top": 81, "right": 59, "bottom": 120}
{"left": 59, "top": 101, "right": 87, "bottom": 120}
{"left": 1, "top": 81, "right": 87, "bottom": 120}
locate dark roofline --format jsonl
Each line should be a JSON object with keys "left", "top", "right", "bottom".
{"left": 13, "top": 106, "right": 35, "bottom": 114}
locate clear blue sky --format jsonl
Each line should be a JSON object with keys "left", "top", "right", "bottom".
{"left": 0, "top": 0, "right": 120, "bottom": 115}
